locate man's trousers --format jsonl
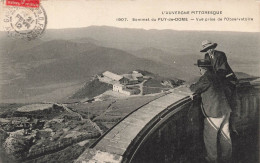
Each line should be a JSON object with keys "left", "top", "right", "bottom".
{"left": 204, "top": 112, "right": 232, "bottom": 163}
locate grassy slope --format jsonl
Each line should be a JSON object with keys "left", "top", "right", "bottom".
{"left": 43, "top": 26, "right": 260, "bottom": 64}
{"left": 142, "top": 74, "right": 184, "bottom": 95}
{"left": 2, "top": 27, "right": 259, "bottom": 102}
{"left": 45, "top": 26, "right": 260, "bottom": 78}
{"left": 69, "top": 95, "right": 160, "bottom": 132}
{"left": 70, "top": 79, "right": 112, "bottom": 100}
{"left": 2, "top": 40, "right": 186, "bottom": 102}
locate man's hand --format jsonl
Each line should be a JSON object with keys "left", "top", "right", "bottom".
{"left": 232, "top": 128, "right": 239, "bottom": 136}
{"left": 231, "top": 124, "right": 239, "bottom": 136}
{"left": 189, "top": 94, "right": 194, "bottom": 100}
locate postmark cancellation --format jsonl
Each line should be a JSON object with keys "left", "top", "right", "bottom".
{"left": 2, "top": 5, "right": 47, "bottom": 40}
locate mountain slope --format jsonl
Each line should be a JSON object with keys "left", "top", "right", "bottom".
{"left": 131, "top": 47, "right": 201, "bottom": 75}
{"left": 3, "top": 26, "right": 260, "bottom": 76}
{"left": 8, "top": 40, "right": 99, "bottom": 62}
{"left": 23, "top": 46, "right": 190, "bottom": 85}
{"left": 41, "top": 26, "right": 260, "bottom": 77}
{"left": 1, "top": 26, "right": 259, "bottom": 102}
{"left": 2, "top": 40, "right": 191, "bottom": 102}
{"left": 43, "top": 26, "right": 260, "bottom": 60}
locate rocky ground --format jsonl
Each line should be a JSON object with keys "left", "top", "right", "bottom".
{"left": 0, "top": 103, "right": 101, "bottom": 162}
{"left": 0, "top": 71, "right": 183, "bottom": 162}
{"left": 0, "top": 94, "right": 163, "bottom": 162}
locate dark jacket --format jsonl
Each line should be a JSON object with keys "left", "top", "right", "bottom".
{"left": 204, "top": 50, "right": 237, "bottom": 83}
{"left": 190, "top": 70, "right": 231, "bottom": 118}
{"left": 205, "top": 50, "right": 238, "bottom": 109}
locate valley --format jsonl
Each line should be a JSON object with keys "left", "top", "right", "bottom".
{"left": 0, "top": 26, "right": 259, "bottom": 162}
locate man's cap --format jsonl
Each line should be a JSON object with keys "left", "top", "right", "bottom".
{"left": 194, "top": 59, "right": 212, "bottom": 67}
{"left": 200, "top": 40, "right": 217, "bottom": 52}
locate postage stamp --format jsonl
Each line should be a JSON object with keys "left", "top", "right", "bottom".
{"left": 2, "top": 5, "right": 47, "bottom": 40}
{"left": 6, "top": 0, "right": 40, "bottom": 8}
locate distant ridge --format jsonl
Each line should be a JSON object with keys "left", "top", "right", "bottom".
{"left": 1, "top": 26, "right": 259, "bottom": 102}
{"left": 2, "top": 39, "right": 190, "bottom": 102}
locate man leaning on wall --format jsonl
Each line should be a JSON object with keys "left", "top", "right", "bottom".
{"left": 199, "top": 40, "right": 239, "bottom": 136}
{"left": 190, "top": 59, "right": 232, "bottom": 163}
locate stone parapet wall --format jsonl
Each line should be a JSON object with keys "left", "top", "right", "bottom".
{"left": 75, "top": 80, "right": 260, "bottom": 163}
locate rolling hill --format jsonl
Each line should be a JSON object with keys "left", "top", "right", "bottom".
{"left": 1, "top": 26, "right": 259, "bottom": 102}
{"left": 7, "top": 40, "right": 99, "bottom": 62}
{"left": 2, "top": 26, "right": 259, "bottom": 62}
{"left": 1, "top": 40, "right": 189, "bottom": 102}
{"left": 41, "top": 26, "right": 260, "bottom": 59}
{"left": 21, "top": 41, "right": 190, "bottom": 85}
{"left": 131, "top": 47, "right": 201, "bottom": 76}
{"left": 41, "top": 26, "right": 260, "bottom": 76}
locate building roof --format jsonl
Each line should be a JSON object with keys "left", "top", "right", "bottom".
{"left": 113, "top": 83, "right": 124, "bottom": 87}
{"left": 132, "top": 73, "right": 143, "bottom": 78}
{"left": 103, "top": 71, "right": 123, "bottom": 81}
{"left": 123, "top": 74, "right": 133, "bottom": 80}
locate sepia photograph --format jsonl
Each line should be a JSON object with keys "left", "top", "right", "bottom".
{"left": 0, "top": 0, "right": 259, "bottom": 162}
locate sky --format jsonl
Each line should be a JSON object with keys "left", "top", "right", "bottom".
{"left": 0, "top": 0, "right": 260, "bottom": 32}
